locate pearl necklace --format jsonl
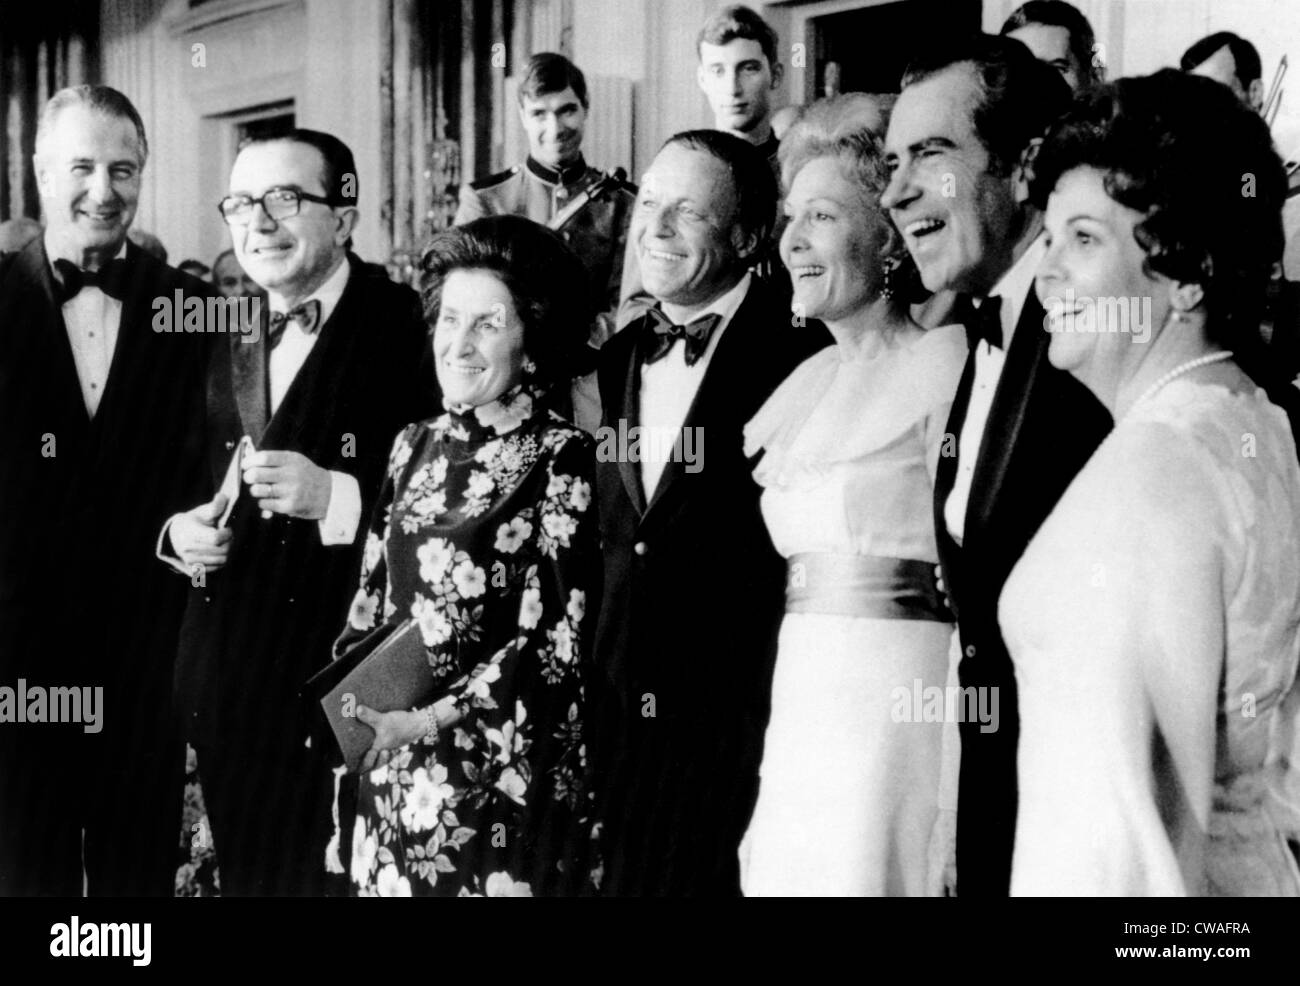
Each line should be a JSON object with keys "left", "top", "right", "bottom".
{"left": 1127, "top": 351, "right": 1233, "bottom": 416}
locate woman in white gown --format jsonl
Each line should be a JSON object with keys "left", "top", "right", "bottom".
{"left": 740, "top": 95, "right": 966, "bottom": 896}
{"left": 1000, "top": 70, "right": 1300, "bottom": 896}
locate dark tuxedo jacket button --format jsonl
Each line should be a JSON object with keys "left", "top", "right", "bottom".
{"left": 964, "top": 644, "right": 977, "bottom": 658}
{"left": 224, "top": 439, "right": 235, "bottom": 451}
{"left": 633, "top": 541, "right": 648, "bottom": 556}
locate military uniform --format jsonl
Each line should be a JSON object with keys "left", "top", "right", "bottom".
{"left": 455, "top": 155, "right": 634, "bottom": 335}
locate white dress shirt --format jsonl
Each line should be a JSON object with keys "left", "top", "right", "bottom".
{"left": 943, "top": 235, "right": 1046, "bottom": 544}
{"left": 639, "top": 271, "right": 751, "bottom": 499}
{"left": 266, "top": 257, "right": 362, "bottom": 545}
{"left": 54, "top": 238, "right": 127, "bottom": 419}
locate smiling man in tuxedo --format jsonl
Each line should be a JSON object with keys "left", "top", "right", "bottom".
{"left": 162, "top": 130, "right": 437, "bottom": 895}
{"left": 591, "top": 130, "right": 827, "bottom": 896}
{"left": 0, "top": 86, "right": 215, "bottom": 896}
{"left": 619, "top": 7, "right": 788, "bottom": 336}
{"left": 881, "top": 36, "right": 1111, "bottom": 897}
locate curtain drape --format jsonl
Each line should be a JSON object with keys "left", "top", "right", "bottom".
{"left": 0, "top": 2, "right": 99, "bottom": 222}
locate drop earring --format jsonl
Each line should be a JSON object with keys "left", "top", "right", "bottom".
{"left": 880, "top": 257, "right": 899, "bottom": 301}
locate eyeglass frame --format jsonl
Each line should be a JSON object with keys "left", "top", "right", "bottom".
{"left": 217, "top": 185, "right": 342, "bottom": 226}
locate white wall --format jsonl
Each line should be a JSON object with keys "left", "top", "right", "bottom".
{"left": 97, "top": 0, "right": 1300, "bottom": 267}
{"left": 101, "top": 0, "right": 387, "bottom": 270}
{"left": 984, "top": 0, "right": 1300, "bottom": 159}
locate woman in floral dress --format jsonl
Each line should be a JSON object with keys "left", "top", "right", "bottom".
{"left": 331, "top": 216, "right": 600, "bottom": 896}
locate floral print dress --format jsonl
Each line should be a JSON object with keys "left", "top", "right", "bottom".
{"left": 333, "top": 386, "right": 599, "bottom": 896}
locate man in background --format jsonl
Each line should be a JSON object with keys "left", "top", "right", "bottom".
{"left": 456, "top": 52, "right": 633, "bottom": 428}
{"left": 212, "top": 246, "right": 261, "bottom": 298}
{"left": 1000, "top": 0, "right": 1102, "bottom": 93}
{"left": 696, "top": 4, "right": 785, "bottom": 172}
{"left": 1181, "top": 31, "right": 1264, "bottom": 112}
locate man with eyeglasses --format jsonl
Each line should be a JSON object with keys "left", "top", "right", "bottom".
{"left": 161, "top": 128, "right": 438, "bottom": 895}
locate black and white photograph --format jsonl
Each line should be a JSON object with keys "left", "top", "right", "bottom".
{"left": 0, "top": 0, "right": 1298, "bottom": 967}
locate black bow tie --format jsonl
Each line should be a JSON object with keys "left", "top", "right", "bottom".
{"left": 53, "top": 258, "right": 132, "bottom": 303}
{"left": 267, "top": 300, "right": 322, "bottom": 350}
{"left": 966, "top": 296, "right": 1004, "bottom": 351}
{"left": 640, "top": 308, "right": 723, "bottom": 367}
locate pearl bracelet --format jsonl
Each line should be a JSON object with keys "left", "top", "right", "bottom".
{"left": 421, "top": 704, "right": 438, "bottom": 744}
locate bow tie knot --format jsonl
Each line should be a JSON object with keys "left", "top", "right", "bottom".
{"left": 267, "top": 299, "right": 323, "bottom": 349}
{"left": 966, "top": 296, "right": 1004, "bottom": 351}
{"left": 640, "top": 308, "right": 723, "bottom": 367}
{"left": 53, "top": 258, "right": 132, "bottom": 303}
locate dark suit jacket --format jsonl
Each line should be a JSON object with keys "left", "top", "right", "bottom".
{"left": 590, "top": 276, "right": 829, "bottom": 896}
{"left": 173, "top": 258, "right": 439, "bottom": 755}
{"left": 0, "top": 238, "right": 213, "bottom": 706}
{"left": 934, "top": 287, "right": 1111, "bottom": 897}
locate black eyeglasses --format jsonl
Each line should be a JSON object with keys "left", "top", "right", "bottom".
{"left": 217, "top": 186, "right": 336, "bottom": 225}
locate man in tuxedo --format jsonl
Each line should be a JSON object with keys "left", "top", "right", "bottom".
{"left": 0, "top": 85, "right": 215, "bottom": 896}
{"left": 162, "top": 130, "right": 438, "bottom": 895}
{"left": 881, "top": 36, "right": 1111, "bottom": 897}
{"left": 591, "top": 130, "right": 827, "bottom": 896}
{"left": 617, "top": 6, "right": 788, "bottom": 334}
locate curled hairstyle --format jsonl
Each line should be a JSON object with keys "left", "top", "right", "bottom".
{"left": 36, "top": 85, "right": 149, "bottom": 164}
{"left": 778, "top": 93, "right": 922, "bottom": 307}
{"left": 1000, "top": 0, "right": 1101, "bottom": 88}
{"left": 697, "top": 4, "right": 779, "bottom": 68}
{"left": 1029, "top": 69, "right": 1286, "bottom": 352}
{"left": 660, "top": 129, "right": 776, "bottom": 261}
{"left": 419, "top": 215, "right": 591, "bottom": 387}
{"left": 518, "top": 52, "right": 589, "bottom": 109}
{"left": 901, "top": 34, "right": 1072, "bottom": 176}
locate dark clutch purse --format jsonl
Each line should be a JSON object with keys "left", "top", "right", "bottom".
{"left": 303, "top": 618, "right": 435, "bottom": 772}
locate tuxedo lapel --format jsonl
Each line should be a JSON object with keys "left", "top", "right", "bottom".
{"left": 963, "top": 288, "right": 1047, "bottom": 544}
{"left": 231, "top": 328, "right": 270, "bottom": 442}
{"left": 15, "top": 240, "right": 88, "bottom": 428}
{"left": 935, "top": 345, "right": 977, "bottom": 513}
{"left": 616, "top": 328, "right": 648, "bottom": 516}
{"left": 93, "top": 244, "right": 162, "bottom": 426}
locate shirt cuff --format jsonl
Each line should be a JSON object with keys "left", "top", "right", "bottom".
{"left": 319, "top": 470, "right": 362, "bottom": 545}
{"left": 156, "top": 515, "right": 194, "bottom": 576}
